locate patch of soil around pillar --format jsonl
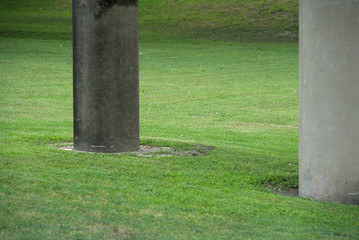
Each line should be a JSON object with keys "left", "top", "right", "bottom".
{"left": 58, "top": 144, "right": 213, "bottom": 157}
{"left": 269, "top": 186, "right": 299, "bottom": 197}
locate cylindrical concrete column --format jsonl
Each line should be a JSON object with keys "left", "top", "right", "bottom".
{"left": 299, "top": 0, "right": 359, "bottom": 205}
{"left": 73, "top": 0, "right": 139, "bottom": 153}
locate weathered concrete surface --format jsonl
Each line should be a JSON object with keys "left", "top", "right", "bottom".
{"left": 299, "top": 0, "right": 359, "bottom": 205}
{"left": 73, "top": 0, "right": 139, "bottom": 152}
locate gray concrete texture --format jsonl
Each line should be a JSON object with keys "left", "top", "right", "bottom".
{"left": 73, "top": 0, "right": 139, "bottom": 152}
{"left": 299, "top": 0, "right": 359, "bottom": 205}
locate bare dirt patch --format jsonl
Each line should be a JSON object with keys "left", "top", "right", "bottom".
{"left": 58, "top": 144, "right": 213, "bottom": 157}
{"left": 269, "top": 186, "right": 299, "bottom": 197}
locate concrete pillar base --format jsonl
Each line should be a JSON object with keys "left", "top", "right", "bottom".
{"left": 299, "top": 0, "right": 359, "bottom": 205}
{"left": 73, "top": 0, "right": 139, "bottom": 153}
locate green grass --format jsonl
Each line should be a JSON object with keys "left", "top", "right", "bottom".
{"left": 0, "top": 0, "right": 298, "bottom": 42}
{"left": 1, "top": 0, "right": 358, "bottom": 239}
{"left": 140, "top": 0, "right": 298, "bottom": 42}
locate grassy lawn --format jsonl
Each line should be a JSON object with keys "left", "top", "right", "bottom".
{"left": 1, "top": 0, "right": 358, "bottom": 239}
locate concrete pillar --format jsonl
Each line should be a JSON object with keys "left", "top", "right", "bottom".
{"left": 299, "top": 0, "right": 359, "bottom": 205}
{"left": 73, "top": 0, "right": 139, "bottom": 153}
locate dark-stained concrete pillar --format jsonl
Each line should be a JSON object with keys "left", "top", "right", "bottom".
{"left": 299, "top": 0, "right": 359, "bottom": 205}
{"left": 73, "top": 0, "right": 139, "bottom": 153}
